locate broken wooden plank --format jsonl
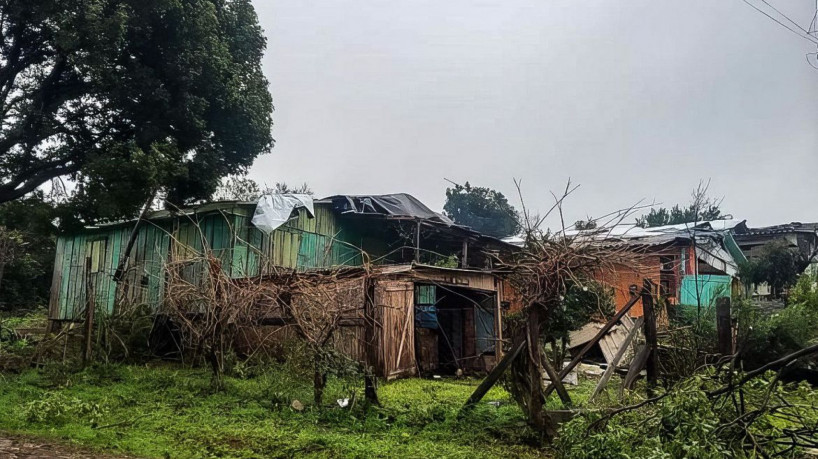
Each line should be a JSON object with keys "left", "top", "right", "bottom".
{"left": 589, "top": 316, "right": 643, "bottom": 402}
{"left": 540, "top": 348, "right": 572, "bottom": 407}
{"left": 620, "top": 344, "right": 649, "bottom": 395}
{"left": 543, "top": 292, "right": 641, "bottom": 398}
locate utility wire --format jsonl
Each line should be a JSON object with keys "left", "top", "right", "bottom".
{"left": 759, "top": 0, "right": 812, "bottom": 34}
{"left": 742, "top": 0, "right": 818, "bottom": 44}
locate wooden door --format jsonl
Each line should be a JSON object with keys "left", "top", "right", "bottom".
{"left": 375, "top": 280, "right": 416, "bottom": 379}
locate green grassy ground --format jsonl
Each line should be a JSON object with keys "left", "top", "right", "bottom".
{"left": 0, "top": 362, "right": 601, "bottom": 458}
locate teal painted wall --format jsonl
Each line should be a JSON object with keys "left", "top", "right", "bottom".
{"left": 679, "top": 274, "right": 732, "bottom": 309}
{"left": 49, "top": 203, "right": 362, "bottom": 321}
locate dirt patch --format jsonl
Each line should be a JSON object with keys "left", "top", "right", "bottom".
{"left": 0, "top": 434, "right": 133, "bottom": 458}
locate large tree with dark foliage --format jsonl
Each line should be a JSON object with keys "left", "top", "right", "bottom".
{"left": 443, "top": 182, "right": 520, "bottom": 238}
{"left": 0, "top": 0, "right": 273, "bottom": 222}
{"left": 0, "top": 192, "right": 57, "bottom": 309}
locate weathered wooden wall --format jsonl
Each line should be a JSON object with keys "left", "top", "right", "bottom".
{"left": 49, "top": 203, "right": 360, "bottom": 321}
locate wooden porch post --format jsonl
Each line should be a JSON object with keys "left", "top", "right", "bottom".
{"left": 414, "top": 219, "right": 421, "bottom": 262}
{"left": 495, "top": 278, "right": 503, "bottom": 360}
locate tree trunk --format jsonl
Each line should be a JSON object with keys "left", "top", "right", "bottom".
{"left": 364, "top": 372, "right": 380, "bottom": 405}
{"left": 0, "top": 261, "right": 6, "bottom": 295}
{"left": 208, "top": 348, "right": 223, "bottom": 387}
{"left": 526, "top": 307, "right": 556, "bottom": 439}
{"left": 313, "top": 360, "right": 327, "bottom": 406}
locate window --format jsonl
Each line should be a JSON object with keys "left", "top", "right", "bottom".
{"left": 659, "top": 255, "right": 677, "bottom": 299}
{"left": 415, "top": 285, "right": 438, "bottom": 329}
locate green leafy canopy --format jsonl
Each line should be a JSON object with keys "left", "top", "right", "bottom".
{"left": 0, "top": 0, "right": 274, "bottom": 223}
{"left": 443, "top": 182, "right": 521, "bottom": 238}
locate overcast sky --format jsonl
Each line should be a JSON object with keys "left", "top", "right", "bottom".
{"left": 248, "top": 0, "right": 818, "bottom": 229}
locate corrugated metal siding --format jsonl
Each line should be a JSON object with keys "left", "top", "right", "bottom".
{"left": 679, "top": 274, "right": 731, "bottom": 309}
{"left": 50, "top": 202, "right": 366, "bottom": 321}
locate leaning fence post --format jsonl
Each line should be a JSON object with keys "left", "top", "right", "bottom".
{"left": 641, "top": 279, "right": 657, "bottom": 395}
{"left": 716, "top": 297, "right": 733, "bottom": 356}
{"left": 82, "top": 256, "right": 96, "bottom": 366}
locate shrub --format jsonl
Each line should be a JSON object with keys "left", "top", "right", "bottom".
{"left": 23, "top": 392, "right": 108, "bottom": 425}
{"left": 556, "top": 372, "right": 818, "bottom": 458}
{"left": 736, "top": 271, "right": 818, "bottom": 370}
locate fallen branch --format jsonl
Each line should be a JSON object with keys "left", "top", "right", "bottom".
{"left": 707, "top": 343, "right": 818, "bottom": 397}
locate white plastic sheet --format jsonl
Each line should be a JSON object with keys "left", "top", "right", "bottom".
{"left": 251, "top": 194, "right": 314, "bottom": 234}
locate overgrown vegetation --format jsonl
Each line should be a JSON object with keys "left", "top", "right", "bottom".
{"left": 555, "top": 271, "right": 818, "bottom": 458}
{"left": 738, "top": 271, "right": 818, "bottom": 370}
{"left": 557, "top": 371, "right": 818, "bottom": 458}
{"left": 0, "top": 362, "right": 552, "bottom": 458}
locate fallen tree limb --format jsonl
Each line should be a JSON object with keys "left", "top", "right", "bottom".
{"left": 707, "top": 343, "right": 818, "bottom": 397}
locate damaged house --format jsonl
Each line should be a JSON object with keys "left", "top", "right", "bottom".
{"left": 587, "top": 220, "right": 748, "bottom": 316}
{"left": 47, "top": 193, "right": 517, "bottom": 378}
{"left": 563, "top": 220, "right": 748, "bottom": 370}
{"left": 733, "top": 222, "right": 818, "bottom": 298}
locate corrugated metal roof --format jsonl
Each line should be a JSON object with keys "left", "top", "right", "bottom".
{"left": 736, "top": 222, "right": 818, "bottom": 236}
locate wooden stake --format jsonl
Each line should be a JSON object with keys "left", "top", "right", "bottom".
{"left": 463, "top": 334, "right": 526, "bottom": 408}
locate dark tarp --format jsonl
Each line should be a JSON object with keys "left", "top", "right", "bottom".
{"left": 321, "top": 193, "right": 456, "bottom": 226}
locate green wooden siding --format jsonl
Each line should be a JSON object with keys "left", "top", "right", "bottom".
{"left": 679, "top": 274, "right": 732, "bottom": 309}
{"left": 49, "top": 203, "right": 365, "bottom": 321}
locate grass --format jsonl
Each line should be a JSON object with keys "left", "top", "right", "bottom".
{"left": 0, "top": 360, "right": 606, "bottom": 458}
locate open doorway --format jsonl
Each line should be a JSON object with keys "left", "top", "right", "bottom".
{"left": 414, "top": 283, "right": 497, "bottom": 375}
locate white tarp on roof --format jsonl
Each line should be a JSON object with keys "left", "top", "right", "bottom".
{"left": 251, "top": 194, "right": 314, "bottom": 234}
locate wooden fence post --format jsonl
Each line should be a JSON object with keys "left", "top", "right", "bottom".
{"left": 363, "top": 276, "right": 380, "bottom": 405}
{"left": 716, "top": 297, "right": 733, "bottom": 356}
{"left": 641, "top": 279, "right": 657, "bottom": 395}
{"left": 526, "top": 306, "right": 546, "bottom": 431}
{"left": 82, "top": 257, "right": 95, "bottom": 366}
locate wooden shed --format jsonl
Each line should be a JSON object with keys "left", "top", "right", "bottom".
{"left": 47, "top": 194, "right": 518, "bottom": 378}
{"left": 252, "top": 264, "right": 510, "bottom": 379}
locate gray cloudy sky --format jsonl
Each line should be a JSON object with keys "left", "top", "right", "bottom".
{"left": 248, "top": 0, "right": 818, "bottom": 228}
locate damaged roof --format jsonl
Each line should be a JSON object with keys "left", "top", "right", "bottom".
{"left": 317, "top": 193, "right": 455, "bottom": 225}
{"left": 734, "top": 222, "right": 818, "bottom": 236}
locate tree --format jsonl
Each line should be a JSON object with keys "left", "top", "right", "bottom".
{"left": 0, "top": 191, "right": 58, "bottom": 309}
{"left": 739, "top": 241, "right": 805, "bottom": 297}
{"left": 443, "top": 182, "right": 520, "bottom": 238}
{"left": 0, "top": 226, "right": 24, "bottom": 303}
{"left": 636, "top": 182, "right": 725, "bottom": 228}
{"left": 0, "top": 0, "right": 273, "bottom": 222}
{"left": 212, "top": 175, "right": 313, "bottom": 201}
